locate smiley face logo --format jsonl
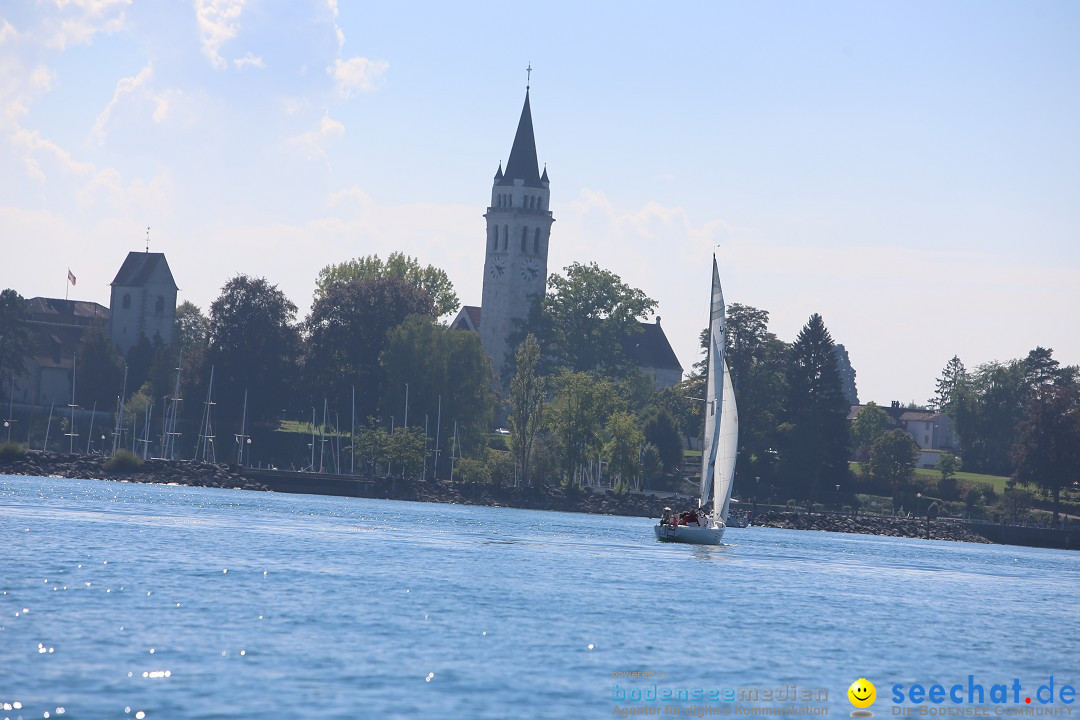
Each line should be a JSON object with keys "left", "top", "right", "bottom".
{"left": 848, "top": 678, "right": 876, "bottom": 715}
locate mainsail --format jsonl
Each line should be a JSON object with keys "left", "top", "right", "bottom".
{"left": 699, "top": 258, "right": 726, "bottom": 512}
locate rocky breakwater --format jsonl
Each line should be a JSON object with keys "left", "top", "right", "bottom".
{"left": 751, "top": 510, "right": 992, "bottom": 544}
{"left": 1, "top": 450, "right": 269, "bottom": 491}
{"left": 373, "top": 478, "right": 669, "bottom": 518}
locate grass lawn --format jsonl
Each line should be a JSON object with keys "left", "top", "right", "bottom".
{"left": 913, "top": 468, "right": 1011, "bottom": 493}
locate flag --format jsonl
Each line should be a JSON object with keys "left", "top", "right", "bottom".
{"left": 67, "top": 269, "right": 76, "bottom": 286}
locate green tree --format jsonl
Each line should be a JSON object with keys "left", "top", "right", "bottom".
{"left": 1011, "top": 383, "right": 1080, "bottom": 523}
{"left": 833, "top": 343, "right": 859, "bottom": 406}
{"left": 850, "top": 401, "right": 891, "bottom": 458}
{"left": 305, "top": 276, "right": 435, "bottom": 421}
{"left": 640, "top": 406, "right": 683, "bottom": 474}
{"left": 388, "top": 426, "right": 427, "bottom": 479}
{"left": 929, "top": 355, "right": 967, "bottom": 413}
{"left": 998, "top": 486, "right": 1035, "bottom": 525}
{"left": 206, "top": 275, "right": 301, "bottom": 427}
{"left": 954, "top": 360, "right": 1026, "bottom": 475}
{"left": 381, "top": 316, "right": 493, "bottom": 476}
{"left": 125, "top": 335, "right": 155, "bottom": 399}
{"left": 549, "top": 371, "right": 622, "bottom": 486}
{"left": 521, "top": 261, "right": 656, "bottom": 380}
{"left": 75, "top": 325, "right": 124, "bottom": 410}
{"left": 0, "top": 289, "right": 32, "bottom": 380}
{"left": 722, "top": 303, "right": 788, "bottom": 493}
{"left": 776, "top": 313, "right": 850, "bottom": 501}
{"left": 316, "top": 252, "right": 459, "bottom": 317}
{"left": 937, "top": 452, "right": 961, "bottom": 499}
{"left": 508, "top": 334, "right": 546, "bottom": 486}
{"left": 603, "top": 411, "right": 645, "bottom": 491}
{"left": 868, "top": 429, "right": 918, "bottom": 508}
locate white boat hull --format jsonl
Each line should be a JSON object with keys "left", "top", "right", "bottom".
{"left": 654, "top": 523, "right": 725, "bottom": 545}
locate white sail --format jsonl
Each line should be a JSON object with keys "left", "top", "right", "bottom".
{"left": 698, "top": 258, "right": 726, "bottom": 512}
{"left": 717, "top": 359, "right": 738, "bottom": 520}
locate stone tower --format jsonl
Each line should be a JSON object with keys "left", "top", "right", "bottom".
{"left": 480, "top": 88, "right": 553, "bottom": 380}
{"left": 108, "top": 251, "right": 178, "bottom": 357}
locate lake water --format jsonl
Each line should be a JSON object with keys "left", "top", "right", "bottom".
{"left": 2, "top": 475, "right": 1077, "bottom": 720}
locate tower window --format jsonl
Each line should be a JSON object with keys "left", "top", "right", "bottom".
{"left": 155, "top": 296, "right": 164, "bottom": 315}
{"left": 502, "top": 226, "right": 508, "bottom": 251}
{"left": 521, "top": 227, "right": 528, "bottom": 252}
{"left": 489, "top": 226, "right": 497, "bottom": 251}
{"left": 122, "top": 293, "right": 131, "bottom": 309}
{"left": 534, "top": 228, "right": 541, "bottom": 253}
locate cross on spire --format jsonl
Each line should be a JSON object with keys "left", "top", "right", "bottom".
{"left": 145, "top": 226, "right": 151, "bottom": 253}
{"left": 526, "top": 62, "right": 532, "bottom": 90}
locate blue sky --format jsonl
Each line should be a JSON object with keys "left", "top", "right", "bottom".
{"left": 2, "top": 0, "right": 1078, "bottom": 405}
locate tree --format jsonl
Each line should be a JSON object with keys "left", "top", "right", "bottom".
{"left": 954, "top": 360, "right": 1026, "bottom": 475}
{"left": 850, "top": 401, "right": 891, "bottom": 459}
{"left": 998, "top": 486, "right": 1035, "bottom": 525}
{"left": 929, "top": 355, "right": 966, "bottom": 413}
{"left": 316, "top": 252, "right": 459, "bottom": 317}
{"left": 548, "top": 371, "right": 622, "bottom": 486}
{"left": 206, "top": 275, "right": 301, "bottom": 427}
{"left": 521, "top": 261, "right": 656, "bottom": 380}
{"left": 833, "top": 343, "right": 859, "bottom": 406}
{"left": 937, "top": 452, "right": 961, "bottom": 499}
{"left": 508, "top": 334, "right": 546, "bottom": 486}
{"left": 75, "top": 325, "right": 124, "bottom": 410}
{"left": 603, "top": 411, "right": 645, "bottom": 491}
{"left": 125, "top": 334, "right": 155, "bottom": 400}
{"left": 640, "top": 406, "right": 683, "bottom": 474}
{"left": 1011, "top": 383, "right": 1080, "bottom": 523}
{"left": 388, "top": 426, "right": 427, "bottom": 479}
{"left": 776, "top": 313, "right": 850, "bottom": 501}
{"left": 304, "top": 276, "right": 434, "bottom": 421}
{"left": 381, "top": 316, "right": 493, "bottom": 475}
{"left": 868, "top": 429, "right": 918, "bottom": 507}
{"left": 175, "top": 301, "right": 209, "bottom": 356}
{"left": 722, "top": 304, "right": 788, "bottom": 493}
{"left": 0, "top": 289, "right": 32, "bottom": 381}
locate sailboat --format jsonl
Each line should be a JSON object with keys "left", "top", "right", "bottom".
{"left": 655, "top": 258, "right": 739, "bottom": 545}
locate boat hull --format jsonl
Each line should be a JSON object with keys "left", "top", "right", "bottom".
{"left": 654, "top": 523, "right": 725, "bottom": 545}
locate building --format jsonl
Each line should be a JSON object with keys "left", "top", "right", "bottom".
{"left": 452, "top": 85, "right": 683, "bottom": 390}
{"left": 9, "top": 298, "right": 110, "bottom": 407}
{"left": 847, "top": 401, "right": 959, "bottom": 468}
{"left": 108, "top": 251, "right": 178, "bottom": 357}
{"left": 6, "top": 250, "right": 179, "bottom": 408}
{"left": 478, "top": 87, "right": 553, "bottom": 380}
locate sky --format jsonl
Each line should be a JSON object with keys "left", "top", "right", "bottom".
{"left": 1, "top": 0, "right": 1078, "bottom": 406}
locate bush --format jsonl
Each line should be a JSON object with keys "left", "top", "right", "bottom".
{"left": 104, "top": 449, "right": 143, "bottom": 472}
{"left": 0, "top": 441, "right": 26, "bottom": 462}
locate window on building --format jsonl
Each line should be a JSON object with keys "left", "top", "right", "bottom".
{"left": 155, "top": 296, "right": 164, "bottom": 315}
{"left": 502, "top": 226, "right": 508, "bottom": 251}
{"left": 534, "top": 228, "right": 541, "bottom": 253}
{"left": 521, "top": 226, "right": 528, "bottom": 252}
{"left": 122, "top": 294, "right": 131, "bottom": 309}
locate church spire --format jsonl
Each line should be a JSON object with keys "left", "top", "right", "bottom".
{"left": 499, "top": 89, "right": 542, "bottom": 187}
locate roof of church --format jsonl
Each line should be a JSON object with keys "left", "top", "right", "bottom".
{"left": 498, "top": 90, "right": 543, "bottom": 188}
{"left": 453, "top": 306, "right": 682, "bottom": 373}
{"left": 621, "top": 319, "right": 683, "bottom": 373}
{"left": 111, "top": 252, "right": 178, "bottom": 289}
{"left": 26, "top": 297, "right": 109, "bottom": 325}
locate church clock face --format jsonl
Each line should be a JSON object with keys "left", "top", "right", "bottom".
{"left": 519, "top": 258, "right": 540, "bottom": 281}
{"left": 489, "top": 261, "right": 506, "bottom": 279}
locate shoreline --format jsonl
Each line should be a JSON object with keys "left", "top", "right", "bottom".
{"left": 2, "top": 451, "right": 1074, "bottom": 549}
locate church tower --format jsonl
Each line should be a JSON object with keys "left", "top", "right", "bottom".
{"left": 480, "top": 87, "right": 553, "bottom": 380}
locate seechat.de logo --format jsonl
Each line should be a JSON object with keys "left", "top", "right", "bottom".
{"left": 849, "top": 678, "right": 877, "bottom": 717}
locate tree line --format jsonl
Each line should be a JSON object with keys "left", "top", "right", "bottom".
{"left": 2, "top": 257, "right": 1077, "bottom": 516}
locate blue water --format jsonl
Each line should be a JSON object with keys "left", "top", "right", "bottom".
{"left": 1, "top": 475, "right": 1077, "bottom": 720}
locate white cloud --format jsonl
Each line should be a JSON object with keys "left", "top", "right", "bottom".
{"left": 44, "top": 0, "right": 129, "bottom": 50}
{"left": 233, "top": 52, "right": 264, "bottom": 69}
{"left": 0, "top": 18, "right": 19, "bottom": 44}
{"left": 91, "top": 62, "right": 153, "bottom": 143}
{"left": 286, "top": 113, "right": 345, "bottom": 163}
{"left": 194, "top": 0, "right": 246, "bottom": 70}
{"left": 328, "top": 56, "right": 388, "bottom": 98}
